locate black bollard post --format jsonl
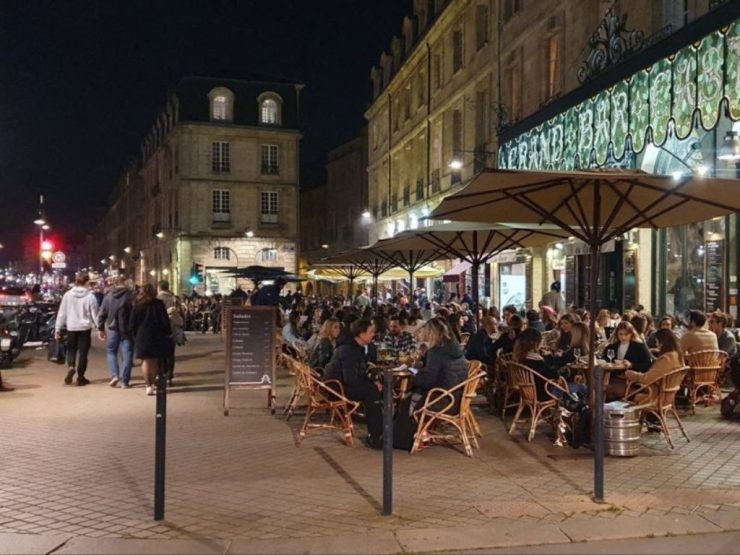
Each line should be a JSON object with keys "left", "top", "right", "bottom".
{"left": 154, "top": 369, "right": 167, "bottom": 521}
{"left": 382, "top": 367, "right": 393, "bottom": 516}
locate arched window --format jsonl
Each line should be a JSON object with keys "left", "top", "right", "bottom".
{"left": 261, "top": 99, "right": 278, "bottom": 124}
{"left": 208, "top": 87, "right": 235, "bottom": 121}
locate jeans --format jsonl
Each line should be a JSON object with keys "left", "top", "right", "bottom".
{"left": 346, "top": 383, "right": 383, "bottom": 439}
{"left": 106, "top": 329, "right": 134, "bottom": 384}
{"left": 66, "top": 330, "right": 92, "bottom": 377}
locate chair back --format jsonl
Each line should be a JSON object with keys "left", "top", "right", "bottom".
{"left": 290, "top": 340, "right": 309, "bottom": 362}
{"left": 460, "top": 332, "right": 471, "bottom": 347}
{"left": 685, "top": 350, "right": 725, "bottom": 383}
{"left": 459, "top": 364, "right": 486, "bottom": 416}
{"left": 507, "top": 361, "right": 537, "bottom": 405}
{"left": 656, "top": 366, "right": 689, "bottom": 409}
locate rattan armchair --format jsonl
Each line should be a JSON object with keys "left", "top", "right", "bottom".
{"left": 624, "top": 366, "right": 690, "bottom": 449}
{"left": 685, "top": 350, "right": 726, "bottom": 414}
{"left": 494, "top": 352, "right": 517, "bottom": 417}
{"left": 410, "top": 362, "right": 486, "bottom": 457}
{"left": 293, "top": 361, "right": 360, "bottom": 447}
{"left": 460, "top": 332, "right": 471, "bottom": 348}
{"left": 507, "top": 361, "right": 569, "bottom": 442}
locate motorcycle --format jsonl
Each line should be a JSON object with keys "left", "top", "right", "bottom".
{"left": 0, "top": 326, "right": 19, "bottom": 369}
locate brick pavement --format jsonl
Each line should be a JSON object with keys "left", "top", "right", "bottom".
{"left": 1, "top": 333, "right": 740, "bottom": 553}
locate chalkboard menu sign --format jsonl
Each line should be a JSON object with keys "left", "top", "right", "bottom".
{"left": 223, "top": 306, "right": 277, "bottom": 416}
{"left": 705, "top": 240, "right": 724, "bottom": 312}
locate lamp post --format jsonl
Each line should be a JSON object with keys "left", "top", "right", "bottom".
{"left": 33, "top": 194, "right": 50, "bottom": 279}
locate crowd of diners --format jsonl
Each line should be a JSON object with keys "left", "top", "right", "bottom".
{"left": 276, "top": 283, "right": 739, "bottom": 448}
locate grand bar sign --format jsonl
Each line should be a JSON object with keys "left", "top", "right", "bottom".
{"left": 223, "top": 305, "right": 277, "bottom": 416}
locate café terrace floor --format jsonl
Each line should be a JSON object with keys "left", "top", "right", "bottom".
{"left": 2, "top": 333, "right": 740, "bottom": 554}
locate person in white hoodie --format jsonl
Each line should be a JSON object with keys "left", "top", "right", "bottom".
{"left": 55, "top": 273, "right": 99, "bottom": 386}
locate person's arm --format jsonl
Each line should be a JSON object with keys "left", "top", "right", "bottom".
{"left": 414, "top": 350, "right": 442, "bottom": 391}
{"left": 630, "top": 342, "right": 654, "bottom": 372}
{"left": 55, "top": 294, "right": 68, "bottom": 335}
{"left": 97, "top": 296, "right": 109, "bottom": 332}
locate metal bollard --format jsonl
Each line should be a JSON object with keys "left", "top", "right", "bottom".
{"left": 154, "top": 370, "right": 167, "bottom": 521}
{"left": 382, "top": 367, "right": 393, "bottom": 516}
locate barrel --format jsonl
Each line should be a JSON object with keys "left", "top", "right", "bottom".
{"left": 603, "top": 402, "right": 641, "bottom": 457}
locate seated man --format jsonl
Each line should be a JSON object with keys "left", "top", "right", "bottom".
{"left": 325, "top": 319, "right": 383, "bottom": 449}
{"left": 465, "top": 316, "right": 496, "bottom": 368}
{"left": 680, "top": 310, "right": 719, "bottom": 355}
{"left": 383, "top": 316, "right": 416, "bottom": 358}
{"left": 708, "top": 312, "right": 737, "bottom": 359}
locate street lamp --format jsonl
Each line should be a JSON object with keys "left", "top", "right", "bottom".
{"left": 155, "top": 231, "right": 165, "bottom": 239}
{"left": 123, "top": 246, "right": 132, "bottom": 254}
{"left": 34, "top": 194, "right": 49, "bottom": 277}
{"left": 244, "top": 227, "right": 255, "bottom": 238}
{"left": 448, "top": 149, "right": 497, "bottom": 171}
{"left": 361, "top": 210, "right": 371, "bottom": 219}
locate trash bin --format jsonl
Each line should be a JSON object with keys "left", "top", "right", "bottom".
{"left": 603, "top": 401, "right": 641, "bottom": 457}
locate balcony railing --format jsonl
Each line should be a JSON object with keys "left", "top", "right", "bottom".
{"left": 212, "top": 212, "right": 231, "bottom": 223}
{"left": 261, "top": 164, "right": 279, "bottom": 175}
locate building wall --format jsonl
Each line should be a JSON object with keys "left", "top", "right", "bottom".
{"left": 90, "top": 76, "right": 303, "bottom": 295}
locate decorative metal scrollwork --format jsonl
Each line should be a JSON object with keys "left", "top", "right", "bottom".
{"left": 578, "top": 6, "right": 645, "bottom": 84}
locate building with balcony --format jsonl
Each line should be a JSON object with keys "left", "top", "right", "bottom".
{"left": 90, "top": 75, "right": 304, "bottom": 294}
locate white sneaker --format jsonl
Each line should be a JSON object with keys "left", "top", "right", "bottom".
{"left": 109, "top": 377, "right": 119, "bottom": 387}
{"left": 146, "top": 386, "right": 155, "bottom": 396}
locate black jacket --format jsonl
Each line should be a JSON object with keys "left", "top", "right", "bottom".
{"left": 325, "top": 336, "right": 374, "bottom": 396}
{"left": 97, "top": 286, "right": 134, "bottom": 334}
{"left": 612, "top": 341, "right": 654, "bottom": 372}
{"left": 130, "top": 299, "right": 172, "bottom": 359}
{"left": 309, "top": 338, "right": 334, "bottom": 371}
{"left": 492, "top": 330, "right": 519, "bottom": 359}
{"left": 414, "top": 338, "right": 468, "bottom": 394}
{"left": 522, "top": 356, "right": 560, "bottom": 402}
{"left": 465, "top": 329, "right": 495, "bottom": 366}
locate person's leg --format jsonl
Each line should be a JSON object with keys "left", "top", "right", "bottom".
{"left": 76, "top": 330, "right": 92, "bottom": 379}
{"left": 142, "top": 358, "right": 158, "bottom": 386}
{"left": 106, "top": 329, "right": 121, "bottom": 380}
{"left": 363, "top": 385, "right": 383, "bottom": 444}
{"left": 165, "top": 339, "right": 175, "bottom": 383}
{"left": 64, "top": 331, "right": 80, "bottom": 384}
{"left": 120, "top": 337, "right": 134, "bottom": 386}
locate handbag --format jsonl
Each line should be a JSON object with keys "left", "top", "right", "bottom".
{"left": 393, "top": 395, "right": 417, "bottom": 451}
{"left": 172, "top": 326, "right": 187, "bottom": 346}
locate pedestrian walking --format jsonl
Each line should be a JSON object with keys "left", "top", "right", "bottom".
{"left": 55, "top": 273, "right": 99, "bottom": 386}
{"left": 96, "top": 276, "right": 135, "bottom": 388}
{"left": 130, "top": 284, "right": 171, "bottom": 396}
{"left": 157, "top": 280, "right": 183, "bottom": 386}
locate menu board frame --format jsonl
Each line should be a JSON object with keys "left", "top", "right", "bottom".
{"left": 704, "top": 239, "right": 724, "bottom": 313}
{"left": 223, "top": 305, "right": 277, "bottom": 416}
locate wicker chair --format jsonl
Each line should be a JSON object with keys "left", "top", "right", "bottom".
{"left": 460, "top": 332, "right": 471, "bottom": 348}
{"left": 685, "top": 350, "right": 726, "bottom": 414}
{"left": 293, "top": 361, "right": 360, "bottom": 447}
{"left": 495, "top": 352, "right": 518, "bottom": 417}
{"left": 624, "top": 366, "right": 690, "bottom": 449}
{"left": 410, "top": 362, "right": 486, "bottom": 457}
{"left": 507, "top": 361, "right": 569, "bottom": 442}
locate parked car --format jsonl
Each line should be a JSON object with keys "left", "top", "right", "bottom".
{"left": 0, "top": 286, "right": 29, "bottom": 308}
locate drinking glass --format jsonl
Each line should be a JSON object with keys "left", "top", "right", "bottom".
{"left": 606, "top": 349, "right": 615, "bottom": 364}
{"left": 573, "top": 348, "right": 581, "bottom": 361}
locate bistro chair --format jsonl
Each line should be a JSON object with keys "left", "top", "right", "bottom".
{"left": 293, "top": 361, "right": 360, "bottom": 447}
{"left": 410, "top": 362, "right": 486, "bottom": 457}
{"left": 507, "top": 361, "right": 569, "bottom": 442}
{"left": 685, "top": 350, "right": 726, "bottom": 414}
{"left": 460, "top": 332, "right": 471, "bottom": 348}
{"left": 495, "top": 352, "right": 518, "bottom": 417}
{"left": 624, "top": 366, "right": 690, "bottom": 449}
{"left": 281, "top": 353, "right": 316, "bottom": 421}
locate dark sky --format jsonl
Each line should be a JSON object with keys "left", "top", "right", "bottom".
{"left": 0, "top": 0, "right": 412, "bottom": 263}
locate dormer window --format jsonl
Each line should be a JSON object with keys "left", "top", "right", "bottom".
{"left": 208, "top": 87, "right": 235, "bottom": 122}
{"left": 258, "top": 93, "right": 282, "bottom": 125}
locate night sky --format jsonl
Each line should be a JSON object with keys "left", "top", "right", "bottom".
{"left": 0, "top": 0, "right": 412, "bottom": 263}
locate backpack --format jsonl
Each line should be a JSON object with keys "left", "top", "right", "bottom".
{"left": 393, "top": 395, "right": 417, "bottom": 451}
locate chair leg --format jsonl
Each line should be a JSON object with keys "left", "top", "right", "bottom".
{"left": 669, "top": 407, "right": 690, "bottom": 443}
{"left": 411, "top": 414, "right": 429, "bottom": 454}
{"left": 508, "top": 402, "right": 524, "bottom": 435}
{"left": 528, "top": 406, "right": 542, "bottom": 442}
{"left": 501, "top": 385, "right": 510, "bottom": 418}
{"left": 299, "top": 405, "right": 315, "bottom": 443}
{"left": 657, "top": 410, "right": 675, "bottom": 449}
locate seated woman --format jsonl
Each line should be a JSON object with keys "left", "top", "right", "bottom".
{"left": 324, "top": 319, "right": 383, "bottom": 449}
{"left": 491, "top": 314, "right": 523, "bottom": 360}
{"left": 308, "top": 318, "right": 341, "bottom": 374}
{"left": 595, "top": 309, "right": 613, "bottom": 342}
{"left": 605, "top": 321, "right": 655, "bottom": 400}
{"left": 411, "top": 318, "right": 469, "bottom": 406}
{"left": 550, "top": 321, "right": 590, "bottom": 371}
{"left": 625, "top": 328, "right": 684, "bottom": 404}
{"left": 647, "top": 316, "right": 676, "bottom": 355}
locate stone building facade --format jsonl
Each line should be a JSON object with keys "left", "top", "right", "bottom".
{"left": 90, "top": 76, "right": 304, "bottom": 294}
{"left": 366, "top": 0, "right": 724, "bottom": 312}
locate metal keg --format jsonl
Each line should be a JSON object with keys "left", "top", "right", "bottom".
{"left": 603, "top": 401, "right": 641, "bottom": 457}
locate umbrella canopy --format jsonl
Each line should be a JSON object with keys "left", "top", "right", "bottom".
{"left": 430, "top": 169, "right": 740, "bottom": 245}
{"left": 378, "top": 264, "right": 443, "bottom": 280}
{"left": 429, "top": 168, "right": 740, "bottom": 503}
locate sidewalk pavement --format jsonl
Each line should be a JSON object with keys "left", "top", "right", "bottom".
{"left": 1, "top": 333, "right": 740, "bottom": 554}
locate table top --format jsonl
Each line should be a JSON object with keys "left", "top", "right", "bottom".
{"left": 568, "top": 360, "right": 628, "bottom": 371}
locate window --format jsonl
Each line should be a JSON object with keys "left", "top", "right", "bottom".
{"left": 433, "top": 53, "right": 442, "bottom": 90}
{"left": 452, "top": 30, "right": 464, "bottom": 73}
{"left": 391, "top": 192, "right": 399, "bottom": 213}
{"left": 260, "top": 248, "right": 278, "bottom": 263}
{"left": 416, "top": 71, "right": 425, "bottom": 108}
{"left": 476, "top": 5, "right": 489, "bottom": 49}
{"left": 212, "top": 141, "right": 230, "bottom": 173}
{"left": 503, "top": 0, "right": 522, "bottom": 22}
{"left": 212, "top": 190, "right": 230, "bottom": 222}
{"left": 260, "top": 191, "right": 279, "bottom": 223}
{"left": 214, "top": 247, "right": 230, "bottom": 261}
{"left": 403, "top": 184, "right": 410, "bottom": 207}
{"left": 416, "top": 177, "right": 425, "bottom": 201}
{"left": 545, "top": 33, "right": 561, "bottom": 99}
{"left": 260, "top": 99, "right": 278, "bottom": 124}
{"left": 507, "top": 53, "right": 523, "bottom": 121}
{"left": 261, "top": 144, "right": 279, "bottom": 175}
{"left": 452, "top": 109, "right": 463, "bottom": 154}
{"left": 212, "top": 96, "right": 229, "bottom": 120}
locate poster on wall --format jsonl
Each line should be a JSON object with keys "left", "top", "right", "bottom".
{"left": 500, "top": 264, "right": 527, "bottom": 311}
{"left": 705, "top": 240, "right": 723, "bottom": 312}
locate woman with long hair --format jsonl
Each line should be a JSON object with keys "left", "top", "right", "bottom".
{"left": 130, "top": 283, "right": 171, "bottom": 396}
{"left": 605, "top": 321, "right": 654, "bottom": 400}
{"left": 625, "top": 328, "right": 684, "bottom": 404}
{"left": 309, "top": 318, "right": 341, "bottom": 373}
{"left": 492, "top": 314, "right": 523, "bottom": 359}
{"left": 412, "top": 318, "right": 468, "bottom": 399}
{"left": 513, "top": 328, "right": 560, "bottom": 401}
{"left": 551, "top": 321, "right": 590, "bottom": 370}
{"left": 595, "top": 309, "right": 612, "bottom": 342}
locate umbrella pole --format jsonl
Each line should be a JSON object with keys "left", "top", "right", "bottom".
{"left": 471, "top": 262, "right": 480, "bottom": 326}
{"left": 373, "top": 274, "right": 379, "bottom": 307}
{"left": 349, "top": 277, "right": 354, "bottom": 302}
{"left": 589, "top": 244, "right": 605, "bottom": 503}
{"left": 408, "top": 270, "right": 414, "bottom": 298}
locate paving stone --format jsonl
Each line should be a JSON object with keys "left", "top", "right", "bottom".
{"left": 0, "top": 532, "right": 70, "bottom": 555}
{"left": 558, "top": 512, "right": 722, "bottom": 542}
{"left": 228, "top": 532, "right": 401, "bottom": 554}
{"left": 55, "top": 537, "right": 229, "bottom": 554}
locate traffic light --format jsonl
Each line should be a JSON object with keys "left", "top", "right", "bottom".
{"left": 41, "top": 240, "right": 54, "bottom": 261}
{"left": 189, "top": 263, "right": 204, "bottom": 285}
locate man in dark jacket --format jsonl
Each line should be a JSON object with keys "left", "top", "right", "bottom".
{"left": 251, "top": 278, "right": 286, "bottom": 306}
{"left": 325, "top": 319, "right": 383, "bottom": 448}
{"left": 465, "top": 316, "right": 496, "bottom": 368}
{"left": 97, "top": 276, "right": 134, "bottom": 388}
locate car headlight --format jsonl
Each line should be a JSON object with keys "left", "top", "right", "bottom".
{"left": 0, "top": 338, "right": 11, "bottom": 350}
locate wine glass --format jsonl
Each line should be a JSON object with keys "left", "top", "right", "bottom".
{"left": 573, "top": 347, "right": 581, "bottom": 362}
{"left": 606, "top": 348, "right": 615, "bottom": 364}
